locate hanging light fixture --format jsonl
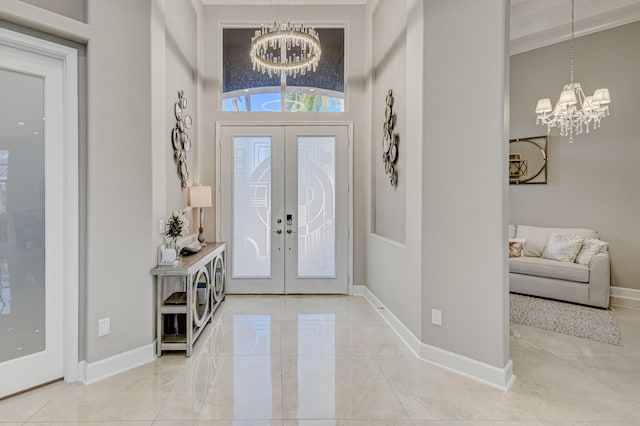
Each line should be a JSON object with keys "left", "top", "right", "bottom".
{"left": 535, "top": 0, "right": 611, "bottom": 143}
{"left": 250, "top": 21, "right": 321, "bottom": 78}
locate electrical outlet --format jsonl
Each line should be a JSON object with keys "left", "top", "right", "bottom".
{"left": 98, "top": 318, "right": 111, "bottom": 337}
{"left": 158, "top": 219, "right": 165, "bottom": 234}
{"left": 431, "top": 309, "right": 442, "bottom": 326}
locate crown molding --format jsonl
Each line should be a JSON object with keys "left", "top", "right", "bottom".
{"left": 511, "top": 1, "right": 640, "bottom": 55}
{"left": 202, "top": 0, "right": 367, "bottom": 4}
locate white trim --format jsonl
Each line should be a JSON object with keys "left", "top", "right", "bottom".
{"left": 347, "top": 122, "right": 354, "bottom": 295}
{"left": 356, "top": 285, "right": 422, "bottom": 356}
{"left": 0, "top": 27, "right": 79, "bottom": 385}
{"left": 354, "top": 285, "right": 516, "bottom": 390}
{"left": 510, "top": 4, "right": 640, "bottom": 55}
{"left": 611, "top": 286, "right": 640, "bottom": 301}
{"left": 204, "top": 0, "right": 367, "bottom": 4}
{"left": 79, "top": 343, "right": 156, "bottom": 385}
{"left": 610, "top": 286, "right": 640, "bottom": 309}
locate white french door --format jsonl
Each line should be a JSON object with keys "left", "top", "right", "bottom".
{"left": 218, "top": 124, "right": 349, "bottom": 294}
{"left": 0, "top": 29, "right": 78, "bottom": 398}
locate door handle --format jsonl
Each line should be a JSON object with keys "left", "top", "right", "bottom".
{"left": 286, "top": 229, "right": 295, "bottom": 234}
{"left": 275, "top": 229, "right": 283, "bottom": 234}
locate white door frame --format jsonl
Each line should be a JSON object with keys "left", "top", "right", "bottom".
{"left": 0, "top": 28, "right": 79, "bottom": 383}
{"left": 215, "top": 121, "right": 354, "bottom": 295}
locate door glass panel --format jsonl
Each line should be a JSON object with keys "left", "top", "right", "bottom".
{"left": 233, "top": 137, "right": 272, "bottom": 277}
{"left": 0, "top": 68, "right": 46, "bottom": 362}
{"left": 297, "top": 137, "right": 336, "bottom": 277}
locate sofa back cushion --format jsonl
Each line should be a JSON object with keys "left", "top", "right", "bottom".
{"left": 509, "top": 224, "right": 516, "bottom": 239}
{"left": 542, "top": 233, "right": 584, "bottom": 262}
{"left": 516, "top": 225, "right": 598, "bottom": 257}
{"left": 575, "top": 238, "right": 609, "bottom": 265}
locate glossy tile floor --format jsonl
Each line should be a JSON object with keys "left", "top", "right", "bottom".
{"left": 2, "top": 295, "right": 640, "bottom": 425}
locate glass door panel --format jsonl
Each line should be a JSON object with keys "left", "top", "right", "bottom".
{"left": 233, "top": 137, "right": 272, "bottom": 278}
{"left": 0, "top": 30, "right": 68, "bottom": 398}
{"left": 285, "top": 126, "right": 348, "bottom": 294}
{"left": 0, "top": 68, "right": 46, "bottom": 364}
{"left": 219, "top": 127, "right": 285, "bottom": 294}
{"left": 297, "top": 137, "right": 336, "bottom": 278}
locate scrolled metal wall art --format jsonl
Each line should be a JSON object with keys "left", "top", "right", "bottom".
{"left": 171, "top": 90, "right": 192, "bottom": 189}
{"left": 382, "top": 89, "right": 399, "bottom": 187}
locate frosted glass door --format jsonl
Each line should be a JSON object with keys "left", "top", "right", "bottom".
{"left": 0, "top": 32, "right": 67, "bottom": 398}
{"left": 218, "top": 125, "right": 348, "bottom": 294}
{"left": 219, "top": 127, "right": 285, "bottom": 294}
{"left": 285, "top": 126, "right": 348, "bottom": 294}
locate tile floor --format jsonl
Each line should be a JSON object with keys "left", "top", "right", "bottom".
{"left": 1, "top": 295, "right": 640, "bottom": 425}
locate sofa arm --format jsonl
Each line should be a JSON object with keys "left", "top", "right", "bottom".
{"left": 588, "top": 252, "right": 611, "bottom": 308}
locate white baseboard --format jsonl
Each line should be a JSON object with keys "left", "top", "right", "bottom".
{"left": 78, "top": 342, "right": 156, "bottom": 385}
{"left": 356, "top": 285, "right": 422, "bottom": 356}
{"left": 354, "top": 285, "right": 515, "bottom": 390}
{"left": 610, "top": 286, "right": 640, "bottom": 309}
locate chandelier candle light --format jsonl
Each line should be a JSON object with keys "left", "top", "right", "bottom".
{"left": 535, "top": 0, "right": 611, "bottom": 143}
{"left": 250, "top": 21, "right": 321, "bottom": 78}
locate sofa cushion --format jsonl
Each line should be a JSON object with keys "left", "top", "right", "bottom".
{"left": 509, "top": 256, "right": 589, "bottom": 283}
{"left": 575, "top": 239, "right": 609, "bottom": 265}
{"left": 509, "top": 239, "right": 526, "bottom": 257}
{"left": 542, "top": 233, "right": 584, "bottom": 262}
{"left": 515, "top": 225, "right": 598, "bottom": 257}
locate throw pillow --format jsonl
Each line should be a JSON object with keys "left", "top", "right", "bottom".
{"left": 508, "top": 238, "right": 526, "bottom": 258}
{"left": 542, "top": 233, "right": 585, "bottom": 262}
{"left": 575, "top": 238, "right": 609, "bottom": 265}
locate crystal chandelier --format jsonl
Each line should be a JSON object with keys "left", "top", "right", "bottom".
{"left": 250, "top": 21, "right": 321, "bottom": 78}
{"left": 535, "top": 0, "right": 611, "bottom": 143}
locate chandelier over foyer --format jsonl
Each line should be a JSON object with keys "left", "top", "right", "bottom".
{"left": 250, "top": 21, "right": 321, "bottom": 78}
{"left": 535, "top": 0, "right": 611, "bottom": 143}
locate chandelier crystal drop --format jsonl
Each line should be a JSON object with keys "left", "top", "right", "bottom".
{"left": 250, "top": 21, "right": 321, "bottom": 78}
{"left": 535, "top": 0, "right": 611, "bottom": 143}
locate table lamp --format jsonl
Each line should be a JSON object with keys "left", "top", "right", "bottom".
{"left": 188, "top": 185, "right": 212, "bottom": 245}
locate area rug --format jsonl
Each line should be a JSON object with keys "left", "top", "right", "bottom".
{"left": 510, "top": 293, "right": 622, "bottom": 346}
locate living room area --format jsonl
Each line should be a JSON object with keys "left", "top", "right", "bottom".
{"left": 0, "top": 0, "right": 639, "bottom": 423}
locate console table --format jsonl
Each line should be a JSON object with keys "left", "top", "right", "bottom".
{"left": 150, "top": 242, "right": 226, "bottom": 356}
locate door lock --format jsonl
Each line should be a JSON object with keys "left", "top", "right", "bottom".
{"left": 286, "top": 214, "right": 293, "bottom": 225}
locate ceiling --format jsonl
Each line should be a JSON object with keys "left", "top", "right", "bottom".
{"left": 203, "top": 0, "right": 640, "bottom": 55}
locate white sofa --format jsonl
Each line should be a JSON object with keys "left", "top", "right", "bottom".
{"left": 509, "top": 224, "right": 611, "bottom": 308}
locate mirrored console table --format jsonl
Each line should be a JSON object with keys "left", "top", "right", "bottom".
{"left": 150, "top": 242, "right": 226, "bottom": 356}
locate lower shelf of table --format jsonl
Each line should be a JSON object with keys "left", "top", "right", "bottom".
{"left": 157, "top": 295, "right": 225, "bottom": 356}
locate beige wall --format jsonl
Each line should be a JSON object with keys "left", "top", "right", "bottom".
{"left": 421, "top": 0, "right": 510, "bottom": 368}
{"left": 86, "top": 0, "right": 154, "bottom": 362}
{"left": 510, "top": 20, "right": 640, "bottom": 291}
{"left": 365, "top": 0, "right": 422, "bottom": 337}
{"left": 371, "top": 0, "right": 406, "bottom": 243}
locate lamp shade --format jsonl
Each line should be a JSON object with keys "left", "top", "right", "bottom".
{"left": 558, "top": 89, "right": 577, "bottom": 106}
{"left": 535, "top": 98, "right": 552, "bottom": 113}
{"left": 593, "top": 88, "right": 611, "bottom": 105}
{"left": 189, "top": 185, "right": 212, "bottom": 208}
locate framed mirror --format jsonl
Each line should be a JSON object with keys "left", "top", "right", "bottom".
{"left": 509, "top": 136, "right": 548, "bottom": 184}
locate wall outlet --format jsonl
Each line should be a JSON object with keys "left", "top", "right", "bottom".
{"left": 158, "top": 219, "right": 165, "bottom": 234}
{"left": 98, "top": 318, "right": 111, "bottom": 337}
{"left": 431, "top": 309, "right": 442, "bottom": 326}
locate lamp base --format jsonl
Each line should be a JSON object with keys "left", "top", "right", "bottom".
{"left": 198, "top": 227, "right": 206, "bottom": 246}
